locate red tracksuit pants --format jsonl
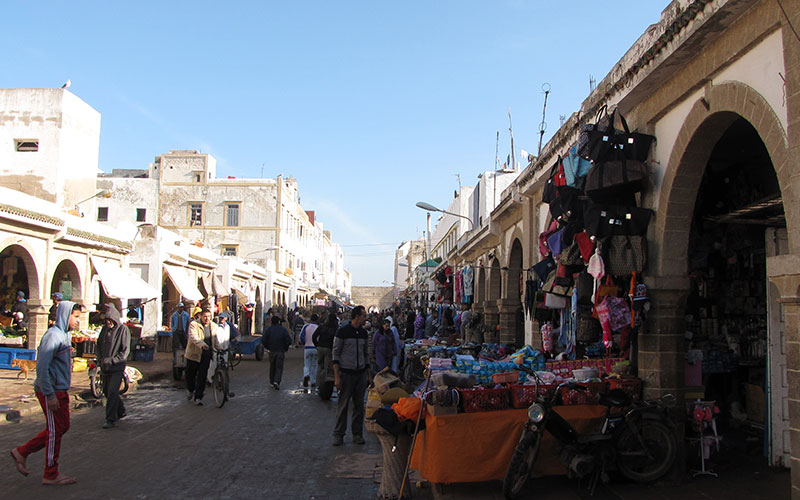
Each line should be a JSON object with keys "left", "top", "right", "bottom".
{"left": 16, "top": 392, "right": 70, "bottom": 479}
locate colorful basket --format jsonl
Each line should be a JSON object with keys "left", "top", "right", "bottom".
{"left": 560, "top": 381, "right": 608, "bottom": 405}
{"left": 492, "top": 372, "right": 519, "bottom": 385}
{"left": 608, "top": 378, "right": 641, "bottom": 401}
{"left": 510, "top": 384, "right": 558, "bottom": 409}
{"left": 459, "top": 387, "right": 511, "bottom": 413}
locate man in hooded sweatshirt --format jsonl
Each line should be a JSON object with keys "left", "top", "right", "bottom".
{"left": 11, "top": 300, "right": 81, "bottom": 485}
{"left": 97, "top": 304, "right": 130, "bottom": 429}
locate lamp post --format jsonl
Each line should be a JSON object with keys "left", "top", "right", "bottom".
{"left": 74, "top": 189, "right": 112, "bottom": 216}
{"left": 415, "top": 201, "right": 475, "bottom": 230}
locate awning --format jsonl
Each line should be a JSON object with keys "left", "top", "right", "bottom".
{"left": 91, "top": 257, "right": 160, "bottom": 300}
{"left": 212, "top": 274, "right": 227, "bottom": 296}
{"left": 164, "top": 264, "right": 204, "bottom": 302}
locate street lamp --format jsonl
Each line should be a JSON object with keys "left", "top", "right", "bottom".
{"left": 75, "top": 189, "right": 112, "bottom": 208}
{"left": 415, "top": 201, "right": 474, "bottom": 229}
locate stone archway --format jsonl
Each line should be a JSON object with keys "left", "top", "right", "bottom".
{"left": 50, "top": 258, "right": 82, "bottom": 303}
{"left": 500, "top": 238, "right": 525, "bottom": 346}
{"left": 0, "top": 242, "right": 42, "bottom": 346}
{"left": 647, "top": 81, "right": 792, "bottom": 403}
{"left": 484, "top": 257, "right": 502, "bottom": 343}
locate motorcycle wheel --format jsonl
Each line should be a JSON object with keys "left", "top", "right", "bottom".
{"left": 213, "top": 370, "right": 229, "bottom": 408}
{"left": 502, "top": 431, "right": 541, "bottom": 499}
{"left": 90, "top": 373, "right": 103, "bottom": 399}
{"left": 255, "top": 344, "right": 265, "bottom": 361}
{"left": 173, "top": 367, "right": 183, "bottom": 381}
{"left": 616, "top": 420, "right": 676, "bottom": 483}
{"left": 318, "top": 380, "right": 334, "bottom": 401}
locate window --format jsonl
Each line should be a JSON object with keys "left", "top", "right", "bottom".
{"left": 97, "top": 206, "right": 108, "bottom": 222}
{"left": 226, "top": 203, "right": 239, "bottom": 227}
{"left": 222, "top": 246, "right": 238, "bottom": 256}
{"left": 189, "top": 203, "right": 203, "bottom": 226}
{"left": 15, "top": 139, "right": 38, "bottom": 152}
{"left": 136, "top": 208, "right": 146, "bottom": 222}
{"left": 193, "top": 171, "right": 202, "bottom": 183}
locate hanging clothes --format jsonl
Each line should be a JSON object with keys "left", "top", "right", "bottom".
{"left": 454, "top": 271, "right": 463, "bottom": 304}
{"left": 524, "top": 276, "right": 538, "bottom": 317}
{"left": 463, "top": 265, "right": 474, "bottom": 302}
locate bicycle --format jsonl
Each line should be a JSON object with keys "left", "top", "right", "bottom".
{"left": 211, "top": 349, "right": 232, "bottom": 408}
{"left": 88, "top": 360, "right": 130, "bottom": 399}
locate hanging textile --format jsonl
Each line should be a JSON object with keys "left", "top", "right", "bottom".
{"left": 463, "top": 265, "right": 474, "bottom": 302}
{"left": 524, "top": 276, "right": 538, "bottom": 317}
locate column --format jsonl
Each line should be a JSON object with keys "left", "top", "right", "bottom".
{"left": 497, "top": 298, "right": 521, "bottom": 346}
{"left": 25, "top": 299, "right": 49, "bottom": 350}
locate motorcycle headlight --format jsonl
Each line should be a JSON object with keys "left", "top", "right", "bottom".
{"left": 527, "top": 403, "right": 545, "bottom": 423}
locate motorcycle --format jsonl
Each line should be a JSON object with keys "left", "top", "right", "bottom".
{"left": 503, "top": 365, "right": 677, "bottom": 499}
{"left": 88, "top": 359, "right": 130, "bottom": 399}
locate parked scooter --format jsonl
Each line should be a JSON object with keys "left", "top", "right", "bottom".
{"left": 503, "top": 365, "right": 677, "bottom": 499}
{"left": 88, "top": 360, "right": 130, "bottom": 399}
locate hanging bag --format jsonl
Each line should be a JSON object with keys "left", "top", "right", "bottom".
{"left": 583, "top": 202, "right": 653, "bottom": 238}
{"left": 579, "top": 107, "right": 655, "bottom": 163}
{"left": 562, "top": 144, "right": 593, "bottom": 188}
{"left": 546, "top": 227, "right": 567, "bottom": 259}
{"left": 538, "top": 218, "right": 561, "bottom": 258}
{"left": 584, "top": 154, "right": 648, "bottom": 203}
{"left": 532, "top": 255, "right": 557, "bottom": 282}
{"left": 542, "top": 156, "right": 566, "bottom": 204}
{"left": 602, "top": 235, "right": 647, "bottom": 276}
{"left": 577, "top": 105, "right": 613, "bottom": 160}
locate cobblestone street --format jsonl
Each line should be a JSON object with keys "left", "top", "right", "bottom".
{"left": 0, "top": 349, "right": 429, "bottom": 500}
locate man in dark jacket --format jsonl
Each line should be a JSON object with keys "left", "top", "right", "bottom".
{"left": 97, "top": 304, "right": 130, "bottom": 429}
{"left": 261, "top": 316, "right": 291, "bottom": 390}
{"left": 331, "top": 305, "right": 371, "bottom": 446}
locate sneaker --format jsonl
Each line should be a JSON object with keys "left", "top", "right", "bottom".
{"left": 186, "top": 391, "right": 193, "bottom": 400}
{"left": 194, "top": 399, "right": 203, "bottom": 406}
{"left": 102, "top": 421, "right": 115, "bottom": 429}
{"left": 228, "top": 392, "right": 235, "bottom": 398}
{"left": 303, "top": 376, "right": 309, "bottom": 387}
{"left": 272, "top": 383, "right": 279, "bottom": 390}
{"left": 353, "top": 435, "right": 365, "bottom": 445}
{"left": 332, "top": 435, "right": 344, "bottom": 446}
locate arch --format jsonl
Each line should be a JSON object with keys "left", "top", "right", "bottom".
{"left": 50, "top": 258, "right": 82, "bottom": 302}
{"left": 655, "top": 81, "right": 791, "bottom": 274}
{"left": 505, "top": 239, "right": 524, "bottom": 301}
{"left": 475, "top": 264, "right": 486, "bottom": 304}
{"left": 0, "top": 241, "right": 41, "bottom": 300}
{"left": 488, "top": 257, "right": 502, "bottom": 301}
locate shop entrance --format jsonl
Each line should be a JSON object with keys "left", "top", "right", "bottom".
{"left": 0, "top": 244, "right": 38, "bottom": 348}
{"left": 683, "top": 116, "right": 784, "bottom": 464}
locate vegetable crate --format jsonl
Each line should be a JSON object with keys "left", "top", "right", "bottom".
{"left": 510, "top": 384, "right": 558, "bottom": 409}
{"left": 459, "top": 387, "right": 510, "bottom": 413}
{"left": 76, "top": 340, "right": 97, "bottom": 358}
{"left": 560, "top": 381, "right": 608, "bottom": 405}
{"left": 608, "top": 378, "right": 641, "bottom": 401}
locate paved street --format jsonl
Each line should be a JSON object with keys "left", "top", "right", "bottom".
{"left": 0, "top": 349, "right": 429, "bottom": 500}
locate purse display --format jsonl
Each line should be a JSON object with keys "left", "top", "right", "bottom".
{"left": 583, "top": 203, "right": 653, "bottom": 238}
{"left": 602, "top": 235, "right": 647, "bottom": 276}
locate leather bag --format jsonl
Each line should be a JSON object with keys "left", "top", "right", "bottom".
{"left": 579, "top": 107, "right": 655, "bottom": 163}
{"left": 584, "top": 157, "right": 648, "bottom": 202}
{"left": 532, "top": 255, "right": 556, "bottom": 282}
{"left": 583, "top": 202, "right": 653, "bottom": 238}
{"left": 602, "top": 235, "right": 647, "bottom": 276}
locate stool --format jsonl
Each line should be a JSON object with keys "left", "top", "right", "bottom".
{"left": 365, "top": 419, "right": 413, "bottom": 499}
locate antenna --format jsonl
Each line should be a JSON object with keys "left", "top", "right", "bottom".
{"left": 494, "top": 131, "right": 500, "bottom": 170}
{"left": 559, "top": 114, "right": 566, "bottom": 127}
{"left": 508, "top": 108, "right": 516, "bottom": 171}
{"left": 537, "top": 83, "right": 551, "bottom": 156}
{"left": 453, "top": 173, "right": 461, "bottom": 189}
{"left": 589, "top": 74, "right": 596, "bottom": 92}
{"left": 261, "top": 163, "right": 264, "bottom": 177}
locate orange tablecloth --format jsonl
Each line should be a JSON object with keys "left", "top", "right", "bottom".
{"left": 410, "top": 405, "right": 608, "bottom": 484}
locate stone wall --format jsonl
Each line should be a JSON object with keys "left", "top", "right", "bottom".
{"left": 351, "top": 286, "right": 395, "bottom": 311}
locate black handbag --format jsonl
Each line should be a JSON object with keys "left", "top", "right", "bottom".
{"left": 532, "top": 255, "right": 556, "bottom": 282}
{"left": 584, "top": 156, "right": 648, "bottom": 202}
{"left": 575, "top": 272, "right": 594, "bottom": 305}
{"left": 602, "top": 235, "right": 647, "bottom": 276}
{"left": 579, "top": 107, "right": 655, "bottom": 163}
{"left": 583, "top": 203, "right": 653, "bottom": 238}
{"left": 541, "top": 156, "right": 565, "bottom": 204}
{"left": 548, "top": 186, "right": 584, "bottom": 222}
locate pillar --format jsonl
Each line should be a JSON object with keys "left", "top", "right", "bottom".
{"left": 497, "top": 298, "right": 521, "bottom": 346}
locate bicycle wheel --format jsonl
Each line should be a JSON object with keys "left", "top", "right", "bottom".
{"left": 230, "top": 346, "right": 242, "bottom": 367}
{"left": 502, "top": 431, "right": 541, "bottom": 499}
{"left": 616, "top": 420, "right": 676, "bottom": 483}
{"left": 213, "top": 369, "right": 229, "bottom": 408}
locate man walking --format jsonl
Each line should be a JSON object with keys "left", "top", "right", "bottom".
{"left": 48, "top": 292, "right": 63, "bottom": 327}
{"left": 185, "top": 308, "right": 218, "bottom": 405}
{"left": 11, "top": 301, "right": 82, "bottom": 485}
{"left": 97, "top": 304, "right": 130, "bottom": 429}
{"left": 299, "top": 314, "right": 319, "bottom": 387}
{"left": 262, "top": 316, "right": 291, "bottom": 390}
{"left": 332, "top": 305, "right": 371, "bottom": 446}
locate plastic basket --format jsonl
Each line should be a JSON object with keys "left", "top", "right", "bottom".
{"left": 560, "top": 381, "right": 608, "bottom": 405}
{"left": 510, "top": 384, "right": 558, "bottom": 409}
{"left": 492, "top": 372, "right": 519, "bottom": 385}
{"left": 459, "top": 387, "right": 510, "bottom": 413}
{"left": 76, "top": 340, "right": 97, "bottom": 357}
{"left": 133, "top": 347, "right": 155, "bottom": 362}
{"left": 608, "top": 378, "right": 641, "bottom": 401}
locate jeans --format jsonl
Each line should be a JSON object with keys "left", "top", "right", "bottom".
{"left": 186, "top": 350, "right": 211, "bottom": 400}
{"left": 303, "top": 348, "right": 318, "bottom": 385}
{"left": 103, "top": 368, "right": 127, "bottom": 422}
{"left": 268, "top": 351, "right": 285, "bottom": 385}
{"left": 334, "top": 369, "right": 368, "bottom": 438}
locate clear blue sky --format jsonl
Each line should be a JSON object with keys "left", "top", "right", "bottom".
{"left": 2, "top": 1, "right": 666, "bottom": 286}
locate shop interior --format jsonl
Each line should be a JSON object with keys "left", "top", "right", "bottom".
{"left": 684, "top": 117, "right": 784, "bottom": 462}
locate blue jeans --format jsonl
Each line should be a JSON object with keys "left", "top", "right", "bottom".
{"left": 303, "top": 348, "right": 318, "bottom": 385}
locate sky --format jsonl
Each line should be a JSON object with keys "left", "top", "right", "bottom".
{"left": 1, "top": 1, "right": 667, "bottom": 286}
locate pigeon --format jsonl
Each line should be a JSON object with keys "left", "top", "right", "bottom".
{"left": 61, "top": 79, "right": 71, "bottom": 89}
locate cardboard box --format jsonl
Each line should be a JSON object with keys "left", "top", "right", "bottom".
{"left": 426, "top": 403, "right": 458, "bottom": 416}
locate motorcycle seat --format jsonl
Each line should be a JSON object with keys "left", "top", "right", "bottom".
{"left": 598, "top": 389, "right": 633, "bottom": 407}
